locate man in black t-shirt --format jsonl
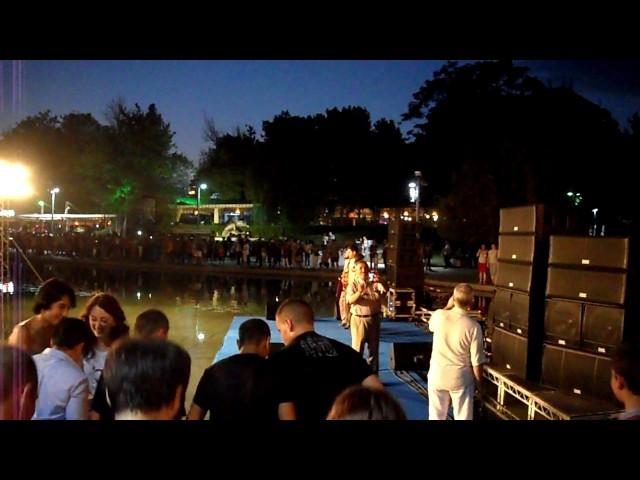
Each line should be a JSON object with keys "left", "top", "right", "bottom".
{"left": 271, "top": 299, "right": 384, "bottom": 420}
{"left": 187, "top": 318, "right": 279, "bottom": 421}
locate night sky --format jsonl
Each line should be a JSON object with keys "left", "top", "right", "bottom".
{"left": 1, "top": 60, "right": 639, "bottom": 164}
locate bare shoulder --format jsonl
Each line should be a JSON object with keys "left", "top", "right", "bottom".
{"left": 8, "top": 318, "right": 34, "bottom": 346}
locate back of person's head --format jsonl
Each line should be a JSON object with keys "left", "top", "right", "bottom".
{"left": 33, "top": 277, "right": 76, "bottom": 314}
{"left": 135, "top": 309, "right": 170, "bottom": 339}
{"left": 327, "top": 386, "right": 407, "bottom": 420}
{"left": 612, "top": 339, "right": 640, "bottom": 396}
{"left": 104, "top": 339, "right": 191, "bottom": 418}
{"left": 276, "top": 299, "right": 315, "bottom": 327}
{"left": 453, "top": 283, "right": 474, "bottom": 310}
{"left": 0, "top": 345, "right": 38, "bottom": 420}
{"left": 238, "top": 318, "right": 271, "bottom": 347}
{"left": 51, "top": 317, "right": 94, "bottom": 350}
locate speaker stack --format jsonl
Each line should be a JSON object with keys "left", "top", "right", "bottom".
{"left": 488, "top": 205, "right": 549, "bottom": 380}
{"left": 541, "top": 235, "right": 634, "bottom": 402}
{"left": 386, "top": 208, "right": 423, "bottom": 301}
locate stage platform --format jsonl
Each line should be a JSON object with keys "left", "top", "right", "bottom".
{"left": 214, "top": 316, "right": 432, "bottom": 420}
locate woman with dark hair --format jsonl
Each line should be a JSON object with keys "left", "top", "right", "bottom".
{"left": 80, "top": 293, "right": 129, "bottom": 397}
{"left": 8, "top": 278, "right": 76, "bottom": 355}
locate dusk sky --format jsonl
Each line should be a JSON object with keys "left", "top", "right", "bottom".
{"left": 1, "top": 60, "right": 639, "bottom": 164}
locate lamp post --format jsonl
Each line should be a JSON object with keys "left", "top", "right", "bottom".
{"left": 38, "top": 200, "right": 45, "bottom": 215}
{"left": 197, "top": 183, "right": 207, "bottom": 216}
{"left": 408, "top": 171, "right": 422, "bottom": 222}
{"left": 50, "top": 187, "right": 60, "bottom": 231}
{"left": 414, "top": 171, "right": 421, "bottom": 223}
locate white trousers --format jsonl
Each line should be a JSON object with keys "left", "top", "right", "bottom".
{"left": 428, "top": 384, "right": 475, "bottom": 420}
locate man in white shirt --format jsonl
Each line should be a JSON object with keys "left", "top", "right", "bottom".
{"left": 427, "top": 283, "right": 486, "bottom": 420}
{"left": 33, "top": 317, "right": 93, "bottom": 420}
{"left": 488, "top": 243, "right": 499, "bottom": 285}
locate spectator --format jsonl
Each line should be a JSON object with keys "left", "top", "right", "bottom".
{"left": 0, "top": 345, "right": 38, "bottom": 420}
{"left": 32, "top": 318, "right": 93, "bottom": 420}
{"left": 427, "top": 284, "right": 486, "bottom": 420}
{"left": 327, "top": 385, "right": 406, "bottom": 420}
{"left": 8, "top": 278, "right": 76, "bottom": 355}
{"left": 610, "top": 339, "right": 640, "bottom": 420}
{"left": 271, "top": 299, "right": 383, "bottom": 420}
{"left": 104, "top": 339, "right": 191, "bottom": 420}
{"left": 188, "top": 318, "right": 278, "bottom": 421}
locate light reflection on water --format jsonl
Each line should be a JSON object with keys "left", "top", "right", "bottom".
{"left": 2, "top": 263, "right": 338, "bottom": 409}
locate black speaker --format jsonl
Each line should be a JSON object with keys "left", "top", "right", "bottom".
{"left": 386, "top": 264, "right": 423, "bottom": 291}
{"left": 498, "top": 235, "right": 535, "bottom": 263}
{"left": 541, "top": 344, "right": 614, "bottom": 401}
{"left": 549, "top": 236, "right": 629, "bottom": 270}
{"left": 265, "top": 300, "right": 280, "bottom": 320}
{"left": 489, "top": 288, "right": 512, "bottom": 330}
{"left": 544, "top": 299, "right": 582, "bottom": 348}
{"left": 388, "top": 215, "right": 419, "bottom": 263}
{"left": 582, "top": 304, "right": 625, "bottom": 356}
{"left": 389, "top": 342, "right": 431, "bottom": 371}
{"left": 490, "top": 327, "right": 529, "bottom": 378}
{"left": 499, "top": 205, "right": 543, "bottom": 235}
{"left": 489, "top": 288, "right": 531, "bottom": 336}
{"left": 546, "top": 267, "right": 627, "bottom": 305}
{"left": 495, "top": 262, "right": 533, "bottom": 293}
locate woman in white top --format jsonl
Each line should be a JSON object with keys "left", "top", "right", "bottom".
{"left": 80, "top": 293, "right": 129, "bottom": 398}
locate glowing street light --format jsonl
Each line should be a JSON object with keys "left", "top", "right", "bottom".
{"left": 50, "top": 187, "right": 60, "bottom": 225}
{"left": 408, "top": 171, "right": 422, "bottom": 222}
{"left": 37, "top": 200, "right": 45, "bottom": 215}
{"left": 196, "top": 183, "right": 207, "bottom": 216}
{"left": 0, "top": 160, "right": 33, "bottom": 199}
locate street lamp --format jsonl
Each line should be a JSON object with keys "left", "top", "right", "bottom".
{"left": 196, "top": 183, "right": 207, "bottom": 216}
{"left": 414, "top": 171, "right": 422, "bottom": 222}
{"left": 37, "top": 200, "right": 45, "bottom": 215}
{"left": 50, "top": 187, "right": 60, "bottom": 227}
{"left": 408, "top": 171, "right": 422, "bottom": 222}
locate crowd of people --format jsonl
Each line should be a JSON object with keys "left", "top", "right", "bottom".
{"left": 12, "top": 231, "right": 376, "bottom": 271}
{"left": 2, "top": 241, "right": 638, "bottom": 421}
{"left": 0, "top": 273, "right": 406, "bottom": 421}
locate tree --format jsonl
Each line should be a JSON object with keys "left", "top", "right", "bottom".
{"left": 104, "top": 100, "right": 192, "bottom": 233}
{"left": 402, "top": 60, "right": 623, "bottom": 242}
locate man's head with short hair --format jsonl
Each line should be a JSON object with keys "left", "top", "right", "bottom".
{"left": 135, "top": 309, "right": 170, "bottom": 340}
{"left": 327, "top": 386, "right": 407, "bottom": 420}
{"left": 275, "top": 299, "right": 315, "bottom": 346}
{"left": 0, "top": 345, "right": 38, "bottom": 420}
{"left": 104, "top": 339, "right": 191, "bottom": 420}
{"left": 52, "top": 317, "right": 94, "bottom": 365}
{"left": 611, "top": 339, "right": 640, "bottom": 410}
{"left": 344, "top": 242, "right": 358, "bottom": 259}
{"left": 453, "top": 283, "right": 474, "bottom": 310}
{"left": 237, "top": 318, "right": 271, "bottom": 358}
